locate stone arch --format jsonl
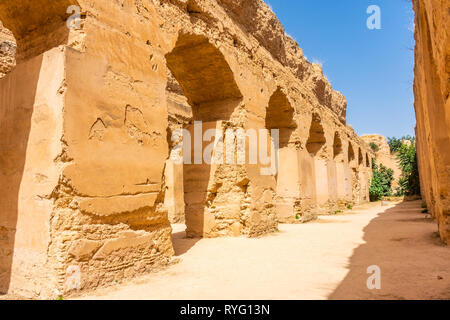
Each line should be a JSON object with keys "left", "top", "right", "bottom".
{"left": 306, "top": 113, "right": 326, "bottom": 156}
{"left": 333, "top": 132, "right": 347, "bottom": 206}
{"left": 265, "top": 87, "right": 296, "bottom": 148}
{"left": 165, "top": 32, "right": 244, "bottom": 238}
{"left": 0, "top": 0, "right": 79, "bottom": 61}
{"left": 358, "top": 148, "right": 364, "bottom": 166}
{"left": 348, "top": 142, "right": 355, "bottom": 165}
{"left": 333, "top": 132, "right": 344, "bottom": 162}
{"left": 306, "top": 113, "right": 330, "bottom": 211}
{"left": 266, "top": 88, "right": 298, "bottom": 222}
{"left": 166, "top": 32, "right": 243, "bottom": 122}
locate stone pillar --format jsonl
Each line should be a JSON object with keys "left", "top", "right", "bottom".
{"left": 335, "top": 161, "right": 348, "bottom": 207}
{"left": 275, "top": 147, "right": 301, "bottom": 222}
{"left": 327, "top": 160, "right": 338, "bottom": 208}
{"left": 298, "top": 149, "right": 318, "bottom": 216}
{"left": 164, "top": 159, "right": 185, "bottom": 223}
{"left": 0, "top": 48, "right": 66, "bottom": 298}
{"left": 0, "top": 0, "right": 175, "bottom": 298}
{"left": 314, "top": 158, "right": 330, "bottom": 211}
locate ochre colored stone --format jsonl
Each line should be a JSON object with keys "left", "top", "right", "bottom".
{"left": 0, "top": 0, "right": 374, "bottom": 298}
{"left": 362, "top": 134, "right": 402, "bottom": 189}
{"left": 412, "top": 0, "right": 450, "bottom": 244}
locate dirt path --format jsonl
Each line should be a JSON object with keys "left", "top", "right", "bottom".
{"left": 75, "top": 201, "right": 450, "bottom": 300}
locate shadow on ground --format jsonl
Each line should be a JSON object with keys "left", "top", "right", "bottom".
{"left": 171, "top": 229, "right": 201, "bottom": 256}
{"left": 329, "top": 201, "right": 450, "bottom": 300}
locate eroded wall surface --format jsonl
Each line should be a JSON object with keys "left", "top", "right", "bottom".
{"left": 0, "top": 0, "right": 373, "bottom": 298}
{"left": 0, "top": 22, "right": 15, "bottom": 78}
{"left": 413, "top": 0, "right": 450, "bottom": 244}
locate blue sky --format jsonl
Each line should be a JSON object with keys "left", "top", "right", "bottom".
{"left": 264, "top": 0, "right": 416, "bottom": 138}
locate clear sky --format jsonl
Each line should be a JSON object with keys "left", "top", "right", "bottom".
{"left": 264, "top": 0, "right": 416, "bottom": 138}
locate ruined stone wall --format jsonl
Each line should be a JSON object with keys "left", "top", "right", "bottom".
{"left": 0, "top": 22, "right": 15, "bottom": 78}
{"left": 0, "top": 0, "right": 373, "bottom": 298}
{"left": 362, "top": 134, "right": 402, "bottom": 189}
{"left": 412, "top": 0, "right": 450, "bottom": 244}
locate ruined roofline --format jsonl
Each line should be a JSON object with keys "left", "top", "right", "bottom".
{"left": 163, "top": 0, "right": 348, "bottom": 124}
{"left": 169, "top": 0, "right": 370, "bottom": 157}
{"left": 216, "top": 0, "right": 348, "bottom": 123}
{"left": 0, "top": 0, "right": 364, "bottom": 155}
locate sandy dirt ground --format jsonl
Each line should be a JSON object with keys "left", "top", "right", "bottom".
{"left": 67, "top": 200, "right": 449, "bottom": 300}
{"left": 2, "top": 201, "right": 447, "bottom": 300}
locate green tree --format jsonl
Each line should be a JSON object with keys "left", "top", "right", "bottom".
{"left": 388, "top": 135, "right": 416, "bottom": 153}
{"left": 369, "top": 142, "right": 379, "bottom": 152}
{"left": 370, "top": 161, "right": 394, "bottom": 201}
{"left": 387, "top": 137, "right": 402, "bottom": 153}
{"left": 395, "top": 143, "right": 420, "bottom": 196}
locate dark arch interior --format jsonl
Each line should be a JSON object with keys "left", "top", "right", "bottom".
{"left": 166, "top": 32, "right": 243, "bottom": 122}
{"left": 165, "top": 32, "right": 243, "bottom": 238}
{"left": 333, "top": 132, "right": 344, "bottom": 162}
{"left": 265, "top": 88, "right": 296, "bottom": 149}
{"left": 348, "top": 142, "right": 355, "bottom": 164}
{"left": 306, "top": 113, "right": 326, "bottom": 156}
{"left": 0, "top": 0, "right": 79, "bottom": 62}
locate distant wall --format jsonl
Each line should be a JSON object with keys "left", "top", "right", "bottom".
{"left": 361, "top": 134, "right": 402, "bottom": 189}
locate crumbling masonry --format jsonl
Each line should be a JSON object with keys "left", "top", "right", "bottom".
{"left": 0, "top": 0, "right": 373, "bottom": 298}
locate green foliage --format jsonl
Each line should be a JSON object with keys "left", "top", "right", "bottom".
{"left": 387, "top": 135, "right": 415, "bottom": 153}
{"left": 346, "top": 204, "right": 353, "bottom": 210}
{"left": 370, "top": 163, "right": 394, "bottom": 201}
{"left": 387, "top": 137, "right": 403, "bottom": 153}
{"left": 395, "top": 143, "right": 421, "bottom": 196}
{"left": 369, "top": 142, "right": 379, "bottom": 152}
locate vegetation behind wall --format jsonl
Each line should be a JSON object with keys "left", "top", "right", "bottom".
{"left": 395, "top": 143, "right": 421, "bottom": 196}
{"left": 370, "top": 135, "right": 420, "bottom": 201}
{"left": 370, "top": 160, "right": 394, "bottom": 201}
{"left": 387, "top": 135, "right": 415, "bottom": 153}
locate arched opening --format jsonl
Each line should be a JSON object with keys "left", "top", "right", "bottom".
{"left": 265, "top": 88, "right": 297, "bottom": 221}
{"left": 366, "top": 153, "right": 370, "bottom": 167}
{"left": 164, "top": 68, "right": 192, "bottom": 228}
{"left": 265, "top": 88, "right": 296, "bottom": 149}
{"left": 0, "top": 0, "right": 79, "bottom": 62}
{"left": 0, "top": 21, "right": 16, "bottom": 78}
{"left": 165, "top": 32, "right": 244, "bottom": 239}
{"left": 306, "top": 113, "right": 329, "bottom": 209}
{"left": 351, "top": 147, "right": 364, "bottom": 204}
{"left": 333, "top": 133, "right": 346, "bottom": 204}
{"left": 348, "top": 142, "right": 355, "bottom": 166}
{"left": 358, "top": 148, "right": 364, "bottom": 167}
{"left": 306, "top": 113, "right": 326, "bottom": 156}
{"left": 333, "top": 132, "right": 344, "bottom": 162}
{"left": 166, "top": 33, "right": 243, "bottom": 122}
{"left": 347, "top": 142, "right": 359, "bottom": 204}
